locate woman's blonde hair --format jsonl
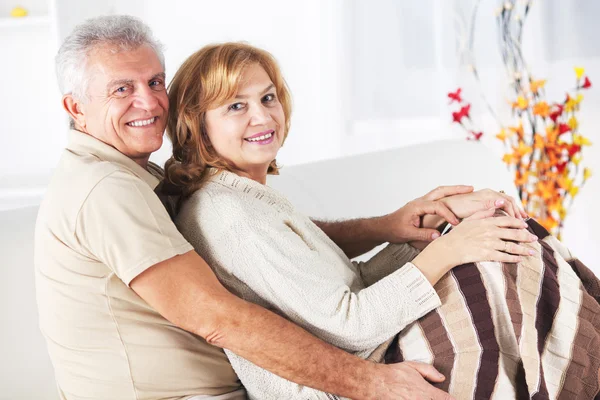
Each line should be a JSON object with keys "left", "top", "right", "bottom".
{"left": 164, "top": 42, "right": 292, "bottom": 198}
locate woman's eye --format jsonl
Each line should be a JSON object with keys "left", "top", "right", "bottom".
{"left": 229, "top": 103, "right": 245, "bottom": 111}
{"left": 262, "top": 93, "right": 276, "bottom": 103}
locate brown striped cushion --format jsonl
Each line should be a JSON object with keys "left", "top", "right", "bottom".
{"left": 386, "top": 218, "right": 600, "bottom": 400}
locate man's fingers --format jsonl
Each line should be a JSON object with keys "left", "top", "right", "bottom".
{"left": 410, "top": 227, "right": 443, "bottom": 242}
{"left": 424, "top": 185, "right": 474, "bottom": 201}
{"left": 417, "top": 201, "right": 460, "bottom": 225}
{"left": 429, "top": 387, "right": 456, "bottom": 400}
{"left": 404, "top": 361, "right": 446, "bottom": 382}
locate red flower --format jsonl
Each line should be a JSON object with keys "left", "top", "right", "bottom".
{"left": 452, "top": 104, "right": 471, "bottom": 123}
{"left": 568, "top": 144, "right": 582, "bottom": 157}
{"left": 549, "top": 104, "right": 564, "bottom": 122}
{"left": 558, "top": 123, "right": 570, "bottom": 135}
{"left": 582, "top": 76, "right": 592, "bottom": 89}
{"left": 448, "top": 88, "right": 462, "bottom": 103}
{"left": 468, "top": 131, "right": 483, "bottom": 141}
{"left": 556, "top": 162, "right": 568, "bottom": 174}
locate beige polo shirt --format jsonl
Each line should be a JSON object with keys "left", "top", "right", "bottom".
{"left": 34, "top": 130, "right": 241, "bottom": 400}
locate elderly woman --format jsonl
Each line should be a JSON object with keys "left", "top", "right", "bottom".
{"left": 163, "top": 43, "right": 600, "bottom": 399}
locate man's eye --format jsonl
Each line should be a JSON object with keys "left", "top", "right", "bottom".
{"left": 150, "top": 80, "right": 164, "bottom": 88}
{"left": 116, "top": 87, "right": 127, "bottom": 93}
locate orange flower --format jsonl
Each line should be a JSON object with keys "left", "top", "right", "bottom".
{"left": 512, "top": 95, "right": 529, "bottom": 110}
{"left": 509, "top": 122, "right": 524, "bottom": 138}
{"left": 502, "top": 153, "right": 518, "bottom": 165}
{"left": 533, "top": 101, "right": 550, "bottom": 117}
{"left": 496, "top": 129, "right": 509, "bottom": 141}
{"left": 515, "top": 171, "right": 529, "bottom": 186}
{"left": 530, "top": 79, "right": 547, "bottom": 93}
{"left": 533, "top": 134, "right": 545, "bottom": 149}
{"left": 513, "top": 141, "right": 533, "bottom": 157}
{"left": 565, "top": 94, "right": 583, "bottom": 113}
{"left": 546, "top": 125, "right": 559, "bottom": 143}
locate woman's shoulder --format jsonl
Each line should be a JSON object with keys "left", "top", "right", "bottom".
{"left": 179, "top": 182, "right": 245, "bottom": 218}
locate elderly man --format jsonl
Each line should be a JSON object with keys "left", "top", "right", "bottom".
{"left": 35, "top": 15, "right": 525, "bottom": 400}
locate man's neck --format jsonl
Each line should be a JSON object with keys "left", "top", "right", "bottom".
{"left": 74, "top": 126, "right": 151, "bottom": 170}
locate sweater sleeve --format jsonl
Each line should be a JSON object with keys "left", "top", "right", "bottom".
{"left": 354, "top": 243, "right": 421, "bottom": 287}
{"left": 191, "top": 196, "right": 440, "bottom": 353}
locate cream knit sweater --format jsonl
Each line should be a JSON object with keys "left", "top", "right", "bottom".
{"left": 176, "top": 170, "right": 441, "bottom": 400}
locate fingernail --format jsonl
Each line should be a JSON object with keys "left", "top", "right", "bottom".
{"left": 432, "top": 232, "right": 440, "bottom": 240}
{"left": 529, "top": 249, "right": 535, "bottom": 255}
{"left": 531, "top": 235, "right": 538, "bottom": 241}
{"left": 495, "top": 199, "right": 505, "bottom": 206}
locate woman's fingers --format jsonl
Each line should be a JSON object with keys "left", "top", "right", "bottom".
{"left": 499, "top": 192, "right": 525, "bottom": 220}
{"left": 496, "top": 240, "right": 536, "bottom": 256}
{"left": 495, "top": 226, "right": 538, "bottom": 243}
{"left": 423, "top": 185, "right": 474, "bottom": 201}
{"left": 490, "top": 216, "right": 529, "bottom": 229}
{"left": 489, "top": 250, "right": 522, "bottom": 264}
{"left": 463, "top": 207, "right": 497, "bottom": 222}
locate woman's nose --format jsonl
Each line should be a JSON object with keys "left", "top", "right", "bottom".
{"left": 249, "top": 105, "right": 273, "bottom": 125}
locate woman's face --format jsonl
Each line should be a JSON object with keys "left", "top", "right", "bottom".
{"left": 205, "top": 63, "right": 285, "bottom": 182}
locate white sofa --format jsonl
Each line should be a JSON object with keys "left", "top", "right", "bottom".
{"left": 0, "top": 139, "right": 518, "bottom": 399}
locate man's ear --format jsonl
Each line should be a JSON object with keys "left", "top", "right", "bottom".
{"left": 63, "top": 94, "right": 87, "bottom": 130}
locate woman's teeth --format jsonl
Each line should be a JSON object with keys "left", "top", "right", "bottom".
{"left": 127, "top": 117, "right": 157, "bottom": 127}
{"left": 246, "top": 132, "right": 273, "bottom": 142}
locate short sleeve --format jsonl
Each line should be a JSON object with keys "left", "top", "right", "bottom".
{"left": 75, "top": 171, "right": 194, "bottom": 285}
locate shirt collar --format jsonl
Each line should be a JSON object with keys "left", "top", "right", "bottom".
{"left": 66, "top": 129, "right": 162, "bottom": 189}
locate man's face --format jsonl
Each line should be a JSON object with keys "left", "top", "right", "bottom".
{"left": 76, "top": 44, "right": 168, "bottom": 166}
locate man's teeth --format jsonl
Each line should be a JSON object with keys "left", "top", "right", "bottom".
{"left": 246, "top": 132, "right": 273, "bottom": 142}
{"left": 127, "top": 117, "right": 156, "bottom": 127}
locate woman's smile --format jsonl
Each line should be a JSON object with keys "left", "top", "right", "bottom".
{"left": 244, "top": 130, "right": 275, "bottom": 145}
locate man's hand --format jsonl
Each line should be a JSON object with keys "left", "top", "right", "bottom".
{"left": 371, "top": 361, "right": 455, "bottom": 400}
{"left": 382, "top": 185, "right": 473, "bottom": 243}
{"left": 441, "top": 188, "right": 527, "bottom": 220}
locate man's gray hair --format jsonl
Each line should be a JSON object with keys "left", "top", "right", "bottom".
{"left": 55, "top": 15, "right": 165, "bottom": 102}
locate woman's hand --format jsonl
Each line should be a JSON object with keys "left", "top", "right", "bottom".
{"left": 411, "top": 207, "right": 537, "bottom": 285}
{"left": 381, "top": 185, "right": 474, "bottom": 243}
{"left": 441, "top": 188, "right": 528, "bottom": 220}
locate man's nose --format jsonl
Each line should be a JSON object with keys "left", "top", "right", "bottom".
{"left": 133, "top": 86, "right": 160, "bottom": 111}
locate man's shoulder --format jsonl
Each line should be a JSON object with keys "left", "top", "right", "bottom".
{"left": 40, "top": 152, "right": 148, "bottom": 227}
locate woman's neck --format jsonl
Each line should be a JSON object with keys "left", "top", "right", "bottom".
{"left": 230, "top": 165, "right": 269, "bottom": 185}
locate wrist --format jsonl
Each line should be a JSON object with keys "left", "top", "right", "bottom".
{"left": 369, "top": 214, "right": 394, "bottom": 244}
{"left": 411, "top": 237, "right": 454, "bottom": 285}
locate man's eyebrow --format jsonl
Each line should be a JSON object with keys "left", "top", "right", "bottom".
{"left": 149, "top": 72, "right": 166, "bottom": 81}
{"left": 235, "top": 83, "right": 275, "bottom": 99}
{"left": 106, "top": 78, "right": 133, "bottom": 89}
{"left": 106, "top": 73, "right": 166, "bottom": 90}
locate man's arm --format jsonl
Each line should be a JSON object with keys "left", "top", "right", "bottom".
{"left": 313, "top": 186, "right": 468, "bottom": 259}
{"left": 313, "top": 217, "right": 388, "bottom": 259}
{"left": 131, "top": 250, "right": 452, "bottom": 400}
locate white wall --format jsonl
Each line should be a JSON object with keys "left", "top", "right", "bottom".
{"left": 113, "top": 0, "right": 347, "bottom": 168}
{"left": 0, "top": 0, "right": 598, "bottom": 263}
